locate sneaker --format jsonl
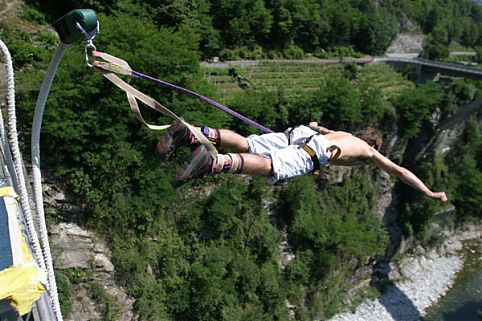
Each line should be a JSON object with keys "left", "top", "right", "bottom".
{"left": 156, "top": 119, "right": 193, "bottom": 157}
{"left": 175, "top": 145, "right": 213, "bottom": 186}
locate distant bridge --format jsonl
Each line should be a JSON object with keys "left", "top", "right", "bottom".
{"left": 373, "top": 55, "right": 482, "bottom": 130}
{"left": 374, "top": 56, "right": 482, "bottom": 80}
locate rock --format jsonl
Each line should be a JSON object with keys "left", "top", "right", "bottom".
{"left": 414, "top": 245, "right": 426, "bottom": 255}
{"left": 50, "top": 223, "right": 96, "bottom": 270}
{"left": 93, "top": 253, "right": 114, "bottom": 272}
{"left": 386, "top": 34, "right": 425, "bottom": 55}
{"left": 68, "top": 286, "right": 101, "bottom": 321}
{"left": 435, "top": 123, "right": 465, "bottom": 157}
{"left": 50, "top": 222, "right": 138, "bottom": 321}
{"left": 323, "top": 166, "right": 352, "bottom": 184}
{"left": 278, "top": 238, "right": 295, "bottom": 269}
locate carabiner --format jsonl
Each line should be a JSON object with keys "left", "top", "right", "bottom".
{"left": 84, "top": 41, "right": 96, "bottom": 67}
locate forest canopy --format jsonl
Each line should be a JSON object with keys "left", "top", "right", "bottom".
{"left": 24, "top": 0, "right": 482, "bottom": 59}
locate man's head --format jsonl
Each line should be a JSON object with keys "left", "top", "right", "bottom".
{"left": 357, "top": 127, "right": 383, "bottom": 150}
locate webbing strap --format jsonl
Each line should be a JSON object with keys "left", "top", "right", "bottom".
{"left": 284, "top": 132, "right": 290, "bottom": 145}
{"left": 91, "top": 50, "right": 273, "bottom": 133}
{"left": 300, "top": 144, "right": 321, "bottom": 176}
{"left": 299, "top": 143, "right": 342, "bottom": 175}
{"left": 212, "top": 153, "right": 243, "bottom": 174}
{"left": 92, "top": 51, "right": 132, "bottom": 75}
{"left": 103, "top": 73, "right": 170, "bottom": 130}
{"left": 91, "top": 51, "right": 218, "bottom": 158}
{"left": 284, "top": 127, "right": 295, "bottom": 145}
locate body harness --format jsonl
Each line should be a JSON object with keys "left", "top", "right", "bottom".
{"left": 284, "top": 129, "right": 341, "bottom": 176}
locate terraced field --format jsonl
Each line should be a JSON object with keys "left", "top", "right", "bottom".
{"left": 356, "top": 63, "right": 414, "bottom": 98}
{"left": 202, "top": 60, "right": 413, "bottom": 102}
{"left": 202, "top": 61, "right": 333, "bottom": 101}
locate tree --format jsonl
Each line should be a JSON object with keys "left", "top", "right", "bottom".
{"left": 460, "top": 19, "right": 481, "bottom": 47}
{"left": 422, "top": 7, "right": 441, "bottom": 34}
{"left": 289, "top": 69, "right": 362, "bottom": 128}
{"left": 447, "top": 118, "right": 482, "bottom": 218}
{"left": 391, "top": 82, "right": 444, "bottom": 139}
{"left": 355, "top": 6, "right": 398, "bottom": 54}
{"left": 285, "top": 0, "right": 327, "bottom": 51}
{"left": 323, "top": 0, "right": 361, "bottom": 47}
{"left": 476, "top": 46, "right": 482, "bottom": 63}
{"left": 422, "top": 42, "right": 450, "bottom": 60}
{"left": 268, "top": 4, "right": 294, "bottom": 49}
{"left": 210, "top": 0, "right": 272, "bottom": 48}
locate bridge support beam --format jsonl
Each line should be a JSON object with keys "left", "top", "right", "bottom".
{"left": 437, "top": 97, "right": 482, "bottom": 131}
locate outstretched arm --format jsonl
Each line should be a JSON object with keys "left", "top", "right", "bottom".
{"left": 370, "top": 149, "right": 447, "bottom": 202}
{"left": 309, "top": 121, "right": 334, "bottom": 134}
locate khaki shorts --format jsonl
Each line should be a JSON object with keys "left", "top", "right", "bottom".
{"left": 246, "top": 125, "right": 332, "bottom": 184}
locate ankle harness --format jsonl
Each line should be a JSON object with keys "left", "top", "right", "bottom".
{"left": 201, "top": 126, "right": 221, "bottom": 146}
{"left": 212, "top": 153, "right": 244, "bottom": 174}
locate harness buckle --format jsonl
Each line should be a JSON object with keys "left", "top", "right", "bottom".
{"left": 327, "top": 145, "right": 341, "bottom": 161}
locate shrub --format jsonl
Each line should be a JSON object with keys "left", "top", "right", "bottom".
{"left": 422, "top": 43, "right": 450, "bottom": 60}
{"left": 282, "top": 45, "right": 305, "bottom": 59}
{"left": 20, "top": 7, "right": 46, "bottom": 24}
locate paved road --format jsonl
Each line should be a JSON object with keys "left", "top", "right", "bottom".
{"left": 202, "top": 55, "right": 482, "bottom": 79}
{"left": 200, "top": 56, "right": 373, "bottom": 68}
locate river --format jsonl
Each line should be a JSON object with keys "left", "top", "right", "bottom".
{"left": 424, "top": 239, "right": 482, "bottom": 321}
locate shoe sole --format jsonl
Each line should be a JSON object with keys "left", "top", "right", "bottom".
{"left": 156, "top": 120, "right": 189, "bottom": 158}
{"left": 175, "top": 145, "right": 212, "bottom": 186}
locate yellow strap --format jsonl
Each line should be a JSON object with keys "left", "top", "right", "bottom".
{"left": 284, "top": 132, "right": 290, "bottom": 144}
{"left": 300, "top": 144, "right": 321, "bottom": 176}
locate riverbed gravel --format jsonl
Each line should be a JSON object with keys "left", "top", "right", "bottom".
{"left": 328, "top": 229, "right": 481, "bottom": 321}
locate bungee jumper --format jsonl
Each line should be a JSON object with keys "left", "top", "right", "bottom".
{"left": 157, "top": 120, "right": 448, "bottom": 203}
{"left": 66, "top": 11, "right": 447, "bottom": 203}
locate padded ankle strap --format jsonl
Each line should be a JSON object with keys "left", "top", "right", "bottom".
{"left": 212, "top": 153, "right": 244, "bottom": 174}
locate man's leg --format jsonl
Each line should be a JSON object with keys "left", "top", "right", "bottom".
{"left": 176, "top": 139, "right": 320, "bottom": 184}
{"left": 175, "top": 146, "right": 272, "bottom": 185}
{"left": 157, "top": 121, "right": 292, "bottom": 156}
{"left": 217, "top": 129, "right": 249, "bottom": 152}
{"left": 175, "top": 141, "right": 316, "bottom": 185}
{"left": 195, "top": 127, "right": 290, "bottom": 154}
{"left": 156, "top": 121, "right": 249, "bottom": 156}
{"left": 236, "top": 153, "right": 272, "bottom": 175}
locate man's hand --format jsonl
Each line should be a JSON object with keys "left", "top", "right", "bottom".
{"left": 309, "top": 122, "right": 333, "bottom": 134}
{"left": 429, "top": 191, "right": 448, "bottom": 203}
